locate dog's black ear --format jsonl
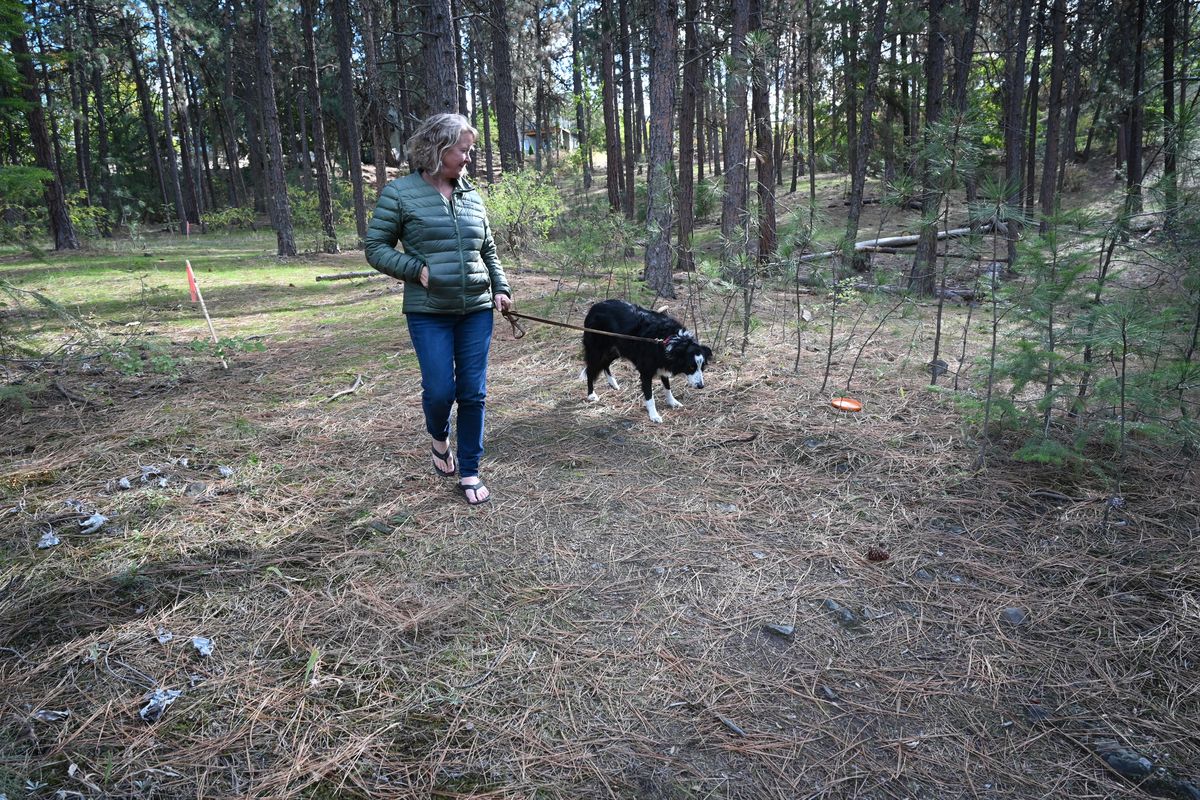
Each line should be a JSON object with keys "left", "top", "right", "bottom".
{"left": 703, "top": 346, "right": 715, "bottom": 364}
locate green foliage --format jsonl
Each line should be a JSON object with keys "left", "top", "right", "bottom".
{"left": 482, "top": 168, "right": 564, "bottom": 253}
{"left": 695, "top": 175, "right": 722, "bottom": 221}
{"left": 201, "top": 205, "right": 259, "bottom": 231}
{"left": 106, "top": 337, "right": 180, "bottom": 377}
{"left": 67, "top": 190, "right": 110, "bottom": 238}
{"left": 189, "top": 336, "right": 266, "bottom": 362}
{"left": 0, "top": 165, "right": 52, "bottom": 244}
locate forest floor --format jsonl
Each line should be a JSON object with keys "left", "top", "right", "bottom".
{"left": 1, "top": 163, "right": 1198, "bottom": 799}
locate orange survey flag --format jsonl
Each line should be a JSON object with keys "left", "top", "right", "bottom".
{"left": 186, "top": 260, "right": 199, "bottom": 302}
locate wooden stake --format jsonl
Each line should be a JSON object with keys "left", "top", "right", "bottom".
{"left": 187, "top": 260, "right": 227, "bottom": 369}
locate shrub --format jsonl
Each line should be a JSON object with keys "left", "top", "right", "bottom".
{"left": 201, "top": 205, "right": 258, "bottom": 231}
{"left": 482, "top": 168, "right": 564, "bottom": 254}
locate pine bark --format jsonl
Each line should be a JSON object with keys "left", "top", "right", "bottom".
{"left": 599, "top": 0, "right": 622, "bottom": 211}
{"left": 362, "top": 0, "right": 389, "bottom": 194}
{"left": 842, "top": 0, "right": 890, "bottom": 260}
{"left": 677, "top": 0, "right": 699, "bottom": 272}
{"left": 10, "top": 21, "right": 78, "bottom": 249}
{"left": 618, "top": 0, "right": 636, "bottom": 218}
{"left": 423, "top": 0, "right": 459, "bottom": 113}
{"left": 721, "top": 0, "right": 751, "bottom": 251}
{"left": 489, "top": 0, "right": 521, "bottom": 172}
{"left": 749, "top": 0, "right": 775, "bottom": 264}
{"left": 908, "top": 0, "right": 945, "bottom": 295}
{"left": 572, "top": 4, "right": 591, "bottom": 189}
{"left": 644, "top": 0, "right": 677, "bottom": 298}
{"left": 332, "top": 0, "right": 367, "bottom": 241}
{"left": 254, "top": 0, "right": 297, "bottom": 256}
{"left": 149, "top": 0, "right": 188, "bottom": 229}
{"left": 1038, "top": 0, "right": 1068, "bottom": 231}
{"left": 302, "top": 0, "right": 338, "bottom": 252}
{"left": 123, "top": 11, "right": 169, "bottom": 215}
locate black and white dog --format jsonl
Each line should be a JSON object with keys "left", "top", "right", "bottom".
{"left": 580, "top": 299, "right": 714, "bottom": 423}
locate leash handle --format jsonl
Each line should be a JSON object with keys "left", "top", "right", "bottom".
{"left": 501, "top": 309, "right": 526, "bottom": 339}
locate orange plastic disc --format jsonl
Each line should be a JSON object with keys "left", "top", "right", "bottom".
{"left": 830, "top": 396, "right": 863, "bottom": 412}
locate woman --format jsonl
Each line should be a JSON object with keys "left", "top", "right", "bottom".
{"left": 365, "top": 113, "right": 513, "bottom": 505}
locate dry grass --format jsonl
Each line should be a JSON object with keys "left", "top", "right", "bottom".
{"left": 3, "top": 237, "right": 1199, "bottom": 799}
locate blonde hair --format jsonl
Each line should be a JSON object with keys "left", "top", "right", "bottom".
{"left": 406, "top": 113, "right": 478, "bottom": 175}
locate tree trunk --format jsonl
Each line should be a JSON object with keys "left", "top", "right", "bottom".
{"left": 632, "top": 28, "right": 646, "bottom": 165}
{"left": 1125, "top": 0, "right": 1146, "bottom": 214}
{"left": 1002, "top": 0, "right": 1033, "bottom": 266}
{"left": 170, "top": 23, "right": 202, "bottom": 223}
{"left": 489, "top": 0, "right": 520, "bottom": 172}
{"left": 149, "top": 0, "right": 187, "bottom": 230}
{"left": 123, "top": 13, "right": 170, "bottom": 215}
{"left": 65, "top": 19, "right": 90, "bottom": 203}
{"left": 1022, "top": 0, "right": 1047, "bottom": 212}
{"left": 254, "top": 0, "right": 297, "bottom": 256}
{"left": 721, "top": 0, "right": 750, "bottom": 251}
{"left": 842, "top": 0, "right": 890, "bottom": 259}
{"left": 677, "top": 0, "right": 699, "bottom": 272}
{"left": 84, "top": 2, "right": 113, "bottom": 224}
{"left": 363, "top": 0, "right": 389, "bottom": 194}
{"left": 908, "top": 0, "right": 945, "bottom": 295}
{"left": 1038, "top": 0, "right": 1067, "bottom": 232}
{"left": 572, "top": 3, "right": 591, "bottom": 189}
{"left": 600, "top": 0, "right": 622, "bottom": 211}
{"left": 1164, "top": 0, "right": 1178, "bottom": 223}
{"left": 644, "top": 0, "right": 677, "bottom": 298}
{"left": 618, "top": 0, "right": 636, "bottom": 218}
{"left": 332, "top": 0, "right": 367, "bottom": 241}
{"left": 302, "top": 0, "right": 338, "bottom": 252}
{"left": 219, "top": 0, "right": 246, "bottom": 207}
{"left": 10, "top": 21, "right": 78, "bottom": 249}
{"left": 750, "top": 0, "right": 775, "bottom": 264}
{"left": 422, "top": 0, "right": 459, "bottom": 114}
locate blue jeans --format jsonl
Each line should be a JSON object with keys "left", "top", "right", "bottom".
{"left": 405, "top": 310, "right": 494, "bottom": 478}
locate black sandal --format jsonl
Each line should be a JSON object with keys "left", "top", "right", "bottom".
{"left": 458, "top": 480, "right": 491, "bottom": 505}
{"left": 431, "top": 444, "right": 456, "bottom": 477}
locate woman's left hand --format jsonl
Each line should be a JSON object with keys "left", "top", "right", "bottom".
{"left": 495, "top": 294, "right": 513, "bottom": 313}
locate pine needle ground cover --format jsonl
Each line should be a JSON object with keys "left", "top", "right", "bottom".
{"left": 1, "top": 232, "right": 1197, "bottom": 799}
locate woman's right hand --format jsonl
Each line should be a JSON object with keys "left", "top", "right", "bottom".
{"left": 418, "top": 265, "right": 430, "bottom": 288}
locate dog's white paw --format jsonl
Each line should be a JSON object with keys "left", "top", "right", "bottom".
{"left": 665, "top": 393, "right": 683, "bottom": 409}
{"left": 649, "top": 413, "right": 664, "bottom": 423}
{"left": 586, "top": 393, "right": 598, "bottom": 403}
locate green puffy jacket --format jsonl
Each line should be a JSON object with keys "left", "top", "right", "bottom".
{"left": 364, "top": 172, "right": 510, "bottom": 314}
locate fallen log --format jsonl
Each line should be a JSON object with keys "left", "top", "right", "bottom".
{"left": 799, "top": 222, "right": 996, "bottom": 263}
{"left": 315, "top": 270, "right": 378, "bottom": 281}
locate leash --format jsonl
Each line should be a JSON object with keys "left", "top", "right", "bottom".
{"left": 501, "top": 309, "right": 671, "bottom": 346}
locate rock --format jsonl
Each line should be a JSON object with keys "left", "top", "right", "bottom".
{"left": 1024, "top": 703, "right": 1053, "bottom": 725}
{"left": 751, "top": 551, "right": 766, "bottom": 560}
{"left": 914, "top": 568, "right": 934, "bottom": 582}
{"left": 763, "top": 623, "right": 794, "bottom": 638}
{"left": 1092, "top": 741, "right": 1200, "bottom": 799}
{"left": 1001, "top": 607, "right": 1030, "bottom": 626}
{"left": 217, "top": 466, "right": 235, "bottom": 478}
{"left": 652, "top": 566, "right": 666, "bottom": 576}
{"left": 715, "top": 502, "right": 739, "bottom": 513}
{"left": 118, "top": 477, "right": 132, "bottom": 490}
{"left": 821, "top": 599, "right": 862, "bottom": 628}
{"left": 184, "top": 482, "right": 207, "bottom": 497}
{"left": 367, "top": 519, "right": 393, "bottom": 535}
